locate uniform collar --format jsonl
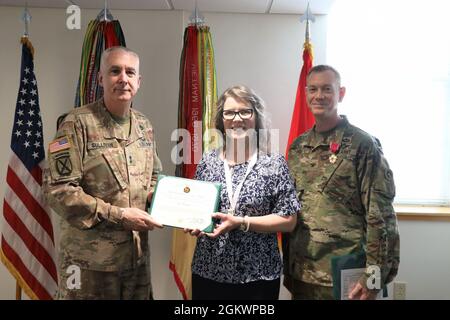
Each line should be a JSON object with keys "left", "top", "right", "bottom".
{"left": 98, "top": 99, "right": 144, "bottom": 143}
{"left": 304, "top": 115, "right": 350, "bottom": 149}
{"left": 128, "top": 111, "right": 145, "bottom": 144}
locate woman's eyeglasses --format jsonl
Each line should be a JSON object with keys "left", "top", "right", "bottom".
{"left": 222, "top": 109, "right": 254, "bottom": 120}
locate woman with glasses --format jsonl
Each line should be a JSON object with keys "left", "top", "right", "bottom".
{"left": 188, "top": 85, "right": 301, "bottom": 300}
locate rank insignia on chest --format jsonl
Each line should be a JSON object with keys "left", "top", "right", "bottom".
{"left": 127, "top": 154, "right": 136, "bottom": 166}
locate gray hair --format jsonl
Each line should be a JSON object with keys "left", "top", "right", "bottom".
{"left": 100, "top": 46, "right": 140, "bottom": 72}
{"left": 215, "top": 85, "right": 272, "bottom": 153}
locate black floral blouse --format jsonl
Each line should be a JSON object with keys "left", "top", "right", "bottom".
{"left": 192, "top": 149, "right": 301, "bottom": 284}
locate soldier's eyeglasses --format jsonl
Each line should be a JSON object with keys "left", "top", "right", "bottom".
{"left": 223, "top": 109, "right": 254, "bottom": 120}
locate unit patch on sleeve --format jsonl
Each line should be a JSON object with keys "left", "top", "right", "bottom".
{"left": 55, "top": 152, "right": 73, "bottom": 176}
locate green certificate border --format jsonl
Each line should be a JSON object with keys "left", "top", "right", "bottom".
{"left": 148, "top": 175, "right": 221, "bottom": 233}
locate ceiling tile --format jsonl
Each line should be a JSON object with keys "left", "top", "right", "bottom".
{"left": 75, "top": 0, "right": 171, "bottom": 10}
{"left": 0, "top": 0, "right": 172, "bottom": 10}
{"left": 0, "top": 0, "right": 336, "bottom": 14}
{"left": 270, "top": 0, "right": 336, "bottom": 15}
{"left": 171, "top": 0, "right": 270, "bottom": 14}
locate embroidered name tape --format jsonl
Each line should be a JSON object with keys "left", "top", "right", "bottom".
{"left": 87, "top": 141, "right": 116, "bottom": 150}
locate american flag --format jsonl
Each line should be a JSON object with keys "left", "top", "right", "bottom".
{"left": 0, "top": 38, "right": 58, "bottom": 300}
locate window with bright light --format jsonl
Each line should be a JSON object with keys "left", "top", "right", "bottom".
{"left": 327, "top": 0, "right": 450, "bottom": 205}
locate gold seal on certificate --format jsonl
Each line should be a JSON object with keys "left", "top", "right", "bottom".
{"left": 148, "top": 175, "right": 221, "bottom": 232}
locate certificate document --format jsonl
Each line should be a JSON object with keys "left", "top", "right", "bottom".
{"left": 148, "top": 175, "right": 221, "bottom": 232}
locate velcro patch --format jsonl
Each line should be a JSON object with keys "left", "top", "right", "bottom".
{"left": 49, "top": 136, "right": 70, "bottom": 153}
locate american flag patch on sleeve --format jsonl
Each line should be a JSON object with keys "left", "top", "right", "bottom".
{"left": 49, "top": 136, "right": 71, "bottom": 153}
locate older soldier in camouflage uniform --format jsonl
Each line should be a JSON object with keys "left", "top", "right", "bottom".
{"left": 284, "top": 65, "right": 400, "bottom": 300}
{"left": 43, "top": 47, "right": 163, "bottom": 299}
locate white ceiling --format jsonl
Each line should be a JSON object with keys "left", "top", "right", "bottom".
{"left": 0, "top": 0, "right": 335, "bottom": 15}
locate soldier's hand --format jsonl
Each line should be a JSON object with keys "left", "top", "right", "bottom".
{"left": 121, "top": 207, "right": 163, "bottom": 231}
{"left": 184, "top": 228, "right": 204, "bottom": 237}
{"left": 348, "top": 282, "right": 379, "bottom": 300}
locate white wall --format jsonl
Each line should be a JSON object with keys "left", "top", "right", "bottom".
{"left": 394, "top": 220, "right": 450, "bottom": 299}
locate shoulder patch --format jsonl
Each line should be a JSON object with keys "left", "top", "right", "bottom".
{"left": 49, "top": 136, "right": 71, "bottom": 153}
{"left": 54, "top": 152, "right": 73, "bottom": 176}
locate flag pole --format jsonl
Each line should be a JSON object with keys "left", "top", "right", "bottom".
{"left": 16, "top": 282, "right": 22, "bottom": 300}
{"left": 15, "top": 5, "right": 32, "bottom": 300}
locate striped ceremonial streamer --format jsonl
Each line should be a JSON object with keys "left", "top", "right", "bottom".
{"left": 74, "top": 19, "right": 126, "bottom": 107}
{"left": 171, "top": 24, "right": 218, "bottom": 300}
{"left": 1, "top": 37, "right": 58, "bottom": 300}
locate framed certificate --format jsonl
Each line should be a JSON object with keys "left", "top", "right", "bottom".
{"left": 148, "top": 175, "right": 221, "bottom": 232}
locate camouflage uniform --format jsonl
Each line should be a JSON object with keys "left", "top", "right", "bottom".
{"left": 43, "top": 99, "right": 162, "bottom": 299}
{"left": 284, "top": 116, "right": 400, "bottom": 299}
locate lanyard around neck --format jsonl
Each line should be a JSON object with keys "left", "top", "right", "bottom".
{"left": 223, "top": 152, "right": 258, "bottom": 214}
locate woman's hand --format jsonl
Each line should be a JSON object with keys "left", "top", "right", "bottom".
{"left": 205, "top": 212, "right": 242, "bottom": 239}
{"left": 184, "top": 212, "right": 245, "bottom": 238}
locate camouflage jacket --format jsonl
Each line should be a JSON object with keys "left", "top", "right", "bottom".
{"left": 43, "top": 99, "right": 162, "bottom": 272}
{"left": 284, "top": 116, "right": 399, "bottom": 288}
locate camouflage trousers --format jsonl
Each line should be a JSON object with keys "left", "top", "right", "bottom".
{"left": 285, "top": 275, "right": 334, "bottom": 300}
{"left": 57, "top": 262, "right": 153, "bottom": 300}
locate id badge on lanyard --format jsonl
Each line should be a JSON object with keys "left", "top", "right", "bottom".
{"left": 223, "top": 152, "right": 257, "bottom": 215}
